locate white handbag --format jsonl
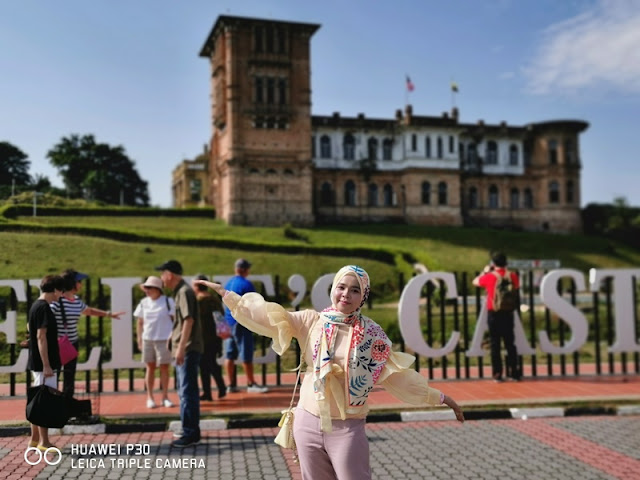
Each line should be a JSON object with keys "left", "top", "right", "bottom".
{"left": 274, "top": 318, "right": 319, "bottom": 461}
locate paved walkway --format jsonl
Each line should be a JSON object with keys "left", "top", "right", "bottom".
{"left": 1, "top": 415, "right": 639, "bottom": 479}
{"left": 1, "top": 371, "right": 639, "bottom": 424}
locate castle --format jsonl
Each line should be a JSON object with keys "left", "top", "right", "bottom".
{"left": 171, "top": 15, "right": 588, "bottom": 233}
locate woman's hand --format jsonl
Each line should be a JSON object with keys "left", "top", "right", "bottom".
{"left": 443, "top": 395, "right": 465, "bottom": 423}
{"left": 193, "top": 279, "right": 226, "bottom": 297}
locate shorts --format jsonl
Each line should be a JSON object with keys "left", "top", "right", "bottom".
{"left": 143, "top": 339, "right": 172, "bottom": 365}
{"left": 32, "top": 371, "right": 58, "bottom": 388}
{"left": 224, "top": 323, "right": 255, "bottom": 363}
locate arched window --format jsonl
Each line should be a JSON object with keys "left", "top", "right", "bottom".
{"left": 459, "top": 142, "right": 464, "bottom": 161}
{"left": 249, "top": 168, "right": 260, "bottom": 174}
{"left": 425, "top": 137, "right": 431, "bottom": 158}
{"left": 411, "top": 134, "right": 417, "bottom": 152}
{"left": 344, "top": 180, "right": 356, "bottom": 206}
{"left": 468, "top": 143, "right": 477, "bottom": 164}
{"left": 368, "top": 183, "right": 378, "bottom": 206}
{"left": 549, "top": 181, "right": 559, "bottom": 203}
{"left": 548, "top": 139, "right": 558, "bottom": 165}
{"left": 566, "top": 180, "right": 574, "bottom": 203}
{"left": 438, "top": 181, "right": 447, "bottom": 205}
{"left": 320, "top": 135, "right": 331, "bottom": 158}
{"left": 486, "top": 141, "right": 498, "bottom": 165}
{"left": 383, "top": 184, "right": 394, "bottom": 206}
{"left": 283, "top": 169, "right": 294, "bottom": 176}
{"left": 524, "top": 188, "right": 534, "bottom": 208}
{"left": 266, "top": 168, "right": 277, "bottom": 175}
{"left": 449, "top": 135, "right": 455, "bottom": 153}
{"left": 509, "top": 144, "right": 518, "bottom": 165}
{"left": 510, "top": 188, "right": 519, "bottom": 209}
{"left": 382, "top": 138, "right": 393, "bottom": 161}
{"left": 320, "top": 182, "right": 333, "bottom": 206}
{"left": 343, "top": 134, "right": 355, "bottom": 160}
{"left": 437, "top": 137, "right": 443, "bottom": 158}
{"left": 367, "top": 137, "right": 378, "bottom": 160}
{"left": 421, "top": 181, "right": 431, "bottom": 205}
{"left": 469, "top": 187, "right": 478, "bottom": 209}
{"left": 489, "top": 185, "right": 499, "bottom": 208}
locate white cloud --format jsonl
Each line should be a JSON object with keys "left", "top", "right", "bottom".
{"left": 525, "top": 0, "right": 640, "bottom": 95}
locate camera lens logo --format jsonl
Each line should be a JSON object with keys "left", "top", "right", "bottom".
{"left": 24, "top": 446, "right": 63, "bottom": 466}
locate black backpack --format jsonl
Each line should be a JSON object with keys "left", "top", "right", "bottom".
{"left": 492, "top": 270, "right": 518, "bottom": 312}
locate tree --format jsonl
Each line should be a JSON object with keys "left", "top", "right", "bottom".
{"left": 47, "top": 134, "right": 150, "bottom": 206}
{"left": 0, "top": 141, "right": 31, "bottom": 185}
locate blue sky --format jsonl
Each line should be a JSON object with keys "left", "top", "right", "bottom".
{"left": 1, "top": 0, "right": 639, "bottom": 207}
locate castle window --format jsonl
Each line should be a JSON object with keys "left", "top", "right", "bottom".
{"left": 524, "top": 188, "right": 534, "bottom": 208}
{"left": 468, "top": 187, "right": 478, "bottom": 209}
{"left": 343, "top": 134, "right": 355, "bottom": 160}
{"left": 266, "top": 168, "right": 277, "bottom": 175}
{"left": 249, "top": 168, "right": 260, "bottom": 174}
{"left": 383, "top": 138, "right": 393, "bottom": 160}
{"left": 383, "top": 184, "right": 394, "bottom": 206}
{"left": 425, "top": 137, "right": 431, "bottom": 158}
{"left": 549, "top": 181, "right": 559, "bottom": 203}
{"left": 276, "top": 26, "right": 286, "bottom": 54}
{"left": 509, "top": 144, "right": 518, "bottom": 165}
{"left": 367, "top": 137, "right": 378, "bottom": 161}
{"left": 277, "top": 118, "right": 287, "bottom": 129}
{"left": 266, "top": 117, "right": 275, "bottom": 129}
{"left": 564, "top": 139, "right": 575, "bottom": 164}
{"left": 189, "top": 179, "right": 201, "bottom": 202}
{"left": 411, "top": 134, "right": 417, "bottom": 151}
{"left": 254, "top": 117, "right": 264, "bottom": 129}
{"left": 278, "top": 78, "right": 287, "bottom": 105}
{"left": 368, "top": 184, "right": 378, "bottom": 206}
{"left": 266, "top": 25, "right": 274, "bottom": 53}
{"left": 266, "top": 78, "right": 275, "bottom": 104}
{"left": 255, "top": 77, "right": 264, "bottom": 103}
{"left": 438, "top": 181, "right": 447, "bottom": 205}
{"left": 421, "top": 181, "right": 431, "bottom": 205}
{"left": 468, "top": 143, "right": 477, "bottom": 164}
{"left": 486, "top": 141, "right": 498, "bottom": 165}
{"left": 524, "top": 140, "right": 533, "bottom": 167}
{"left": 566, "top": 180, "right": 574, "bottom": 203}
{"left": 458, "top": 142, "right": 464, "bottom": 161}
{"left": 254, "top": 26, "right": 264, "bottom": 53}
{"left": 437, "top": 137, "right": 443, "bottom": 158}
{"left": 449, "top": 135, "right": 455, "bottom": 154}
{"left": 284, "top": 169, "right": 294, "bottom": 176}
{"left": 510, "top": 188, "right": 519, "bottom": 209}
{"left": 311, "top": 136, "right": 316, "bottom": 158}
{"left": 548, "top": 139, "right": 558, "bottom": 165}
{"left": 344, "top": 180, "right": 357, "bottom": 206}
{"left": 320, "top": 182, "right": 333, "bottom": 206}
{"left": 489, "top": 185, "right": 499, "bottom": 208}
{"left": 320, "top": 135, "right": 332, "bottom": 158}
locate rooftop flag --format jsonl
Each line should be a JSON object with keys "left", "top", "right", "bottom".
{"left": 451, "top": 81, "right": 459, "bottom": 92}
{"left": 406, "top": 75, "right": 415, "bottom": 92}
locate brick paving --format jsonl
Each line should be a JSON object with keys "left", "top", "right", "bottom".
{"left": 1, "top": 416, "right": 639, "bottom": 479}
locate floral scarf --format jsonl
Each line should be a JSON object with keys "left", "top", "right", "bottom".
{"left": 312, "top": 265, "right": 392, "bottom": 432}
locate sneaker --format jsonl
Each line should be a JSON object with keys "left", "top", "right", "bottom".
{"left": 172, "top": 430, "right": 183, "bottom": 438}
{"left": 247, "top": 383, "right": 269, "bottom": 394}
{"left": 162, "top": 399, "right": 175, "bottom": 408}
{"left": 146, "top": 399, "right": 157, "bottom": 409}
{"left": 171, "top": 436, "right": 200, "bottom": 448}
{"left": 228, "top": 386, "right": 240, "bottom": 393}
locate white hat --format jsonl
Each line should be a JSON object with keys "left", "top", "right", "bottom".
{"left": 142, "top": 276, "right": 163, "bottom": 290}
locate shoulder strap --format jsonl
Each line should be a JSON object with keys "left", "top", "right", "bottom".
{"left": 59, "top": 297, "right": 69, "bottom": 334}
{"left": 287, "top": 316, "right": 321, "bottom": 410}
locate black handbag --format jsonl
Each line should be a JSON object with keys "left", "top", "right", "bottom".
{"left": 26, "top": 385, "right": 71, "bottom": 428}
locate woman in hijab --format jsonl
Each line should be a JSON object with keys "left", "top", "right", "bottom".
{"left": 195, "top": 265, "right": 464, "bottom": 480}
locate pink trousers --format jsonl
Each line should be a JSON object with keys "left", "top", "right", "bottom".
{"left": 293, "top": 407, "right": 371, "bottom": 480}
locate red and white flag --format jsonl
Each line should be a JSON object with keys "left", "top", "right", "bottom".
{"left": 406, "top": 75, "right": 415, "bottom": 92}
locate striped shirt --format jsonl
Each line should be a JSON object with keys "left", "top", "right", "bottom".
{"left": 50, "top": 295, "right": 88, "bottom": 343}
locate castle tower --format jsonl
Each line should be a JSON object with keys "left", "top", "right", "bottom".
{"left": 199, "top": 16, "right": 320, "bottom": 226}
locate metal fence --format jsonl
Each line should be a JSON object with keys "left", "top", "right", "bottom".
{"left": 2, "top": 272, "right": 639, "bottom": 396}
